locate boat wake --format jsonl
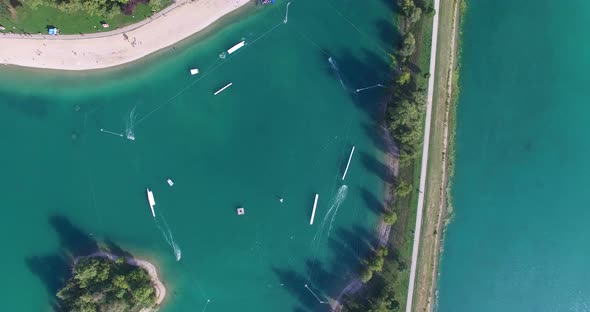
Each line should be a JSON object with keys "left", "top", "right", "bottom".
{"left": 328, "top": 57, "right": 347, "bottom": 90}
{"left": 307, "top": 185, "right": 348, "bottom": 281}
{"left": 310, "top": 185, "right": 349, "bottom": 248}
{"left": 327, "top": 185, "right": 349, "bottom": 236}
{"left": 156, "top": 215, "right": 182, "bottom": 261}
{"left": 124, "top": 106, "right": 137, "bottom": 141}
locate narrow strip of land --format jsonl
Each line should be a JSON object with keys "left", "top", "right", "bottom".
{"left": 412, "top": 0, "right": 461, "bottom": 310}
{"left": 0, "top": 0, "right": 251, "bottom": 70}
{"left": 404, "top": 0, "right": 441, "bottom": 310}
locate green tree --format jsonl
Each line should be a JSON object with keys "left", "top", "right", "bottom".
{"left": 396, "top": 70, "right": 411, "bottom": 85}
{"left": 57, "top": 256, "right": 156, "bottom": 312}
{"left": 395, "top": 180, "right": 413, "bottom": 197}
{"left": 399, "top": 33, "right": 416, "bottom": 58}
{"left": 383, "top": 210, "right": 398, "bottom": 225}
{"left": 367, "top": 288, "right": 397, "bottom": 312}
{"left": 387, "top": 53, "right": 398, "bottom": 69}
{"left": 29, "top": 0, "right": 128, "bottom": 17}
{"left": 399, "top": 150, "right": 418, "bottom": 167}
{"left": 0, "top": 1, "right": 9, "bottom": 16}
{"left": 360, "top": 266, "right": 374, "bottom": 283}
{"left": 149, "top": 0, "right": 166, "bottom": 10}
{"left": 398, "top": 0, "right": 415, "bottom": 16}
{"left": 409, "top": 6, "right": 422, "bottom": 24}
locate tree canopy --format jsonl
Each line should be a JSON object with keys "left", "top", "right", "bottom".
{"left": 57, "top": 256, "right": 156, "bottom": 312}
{"left": 29, "top": 0, "right": 129, "bottom": 18}
{"left": 398, "top": 33, "right": 416, "bottom": 58}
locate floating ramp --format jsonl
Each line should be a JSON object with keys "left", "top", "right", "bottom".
{"left": 310, "top": 194, "right": 319, "bottom": 225}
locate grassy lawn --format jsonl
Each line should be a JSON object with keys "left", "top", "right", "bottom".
{"left": 0, "top": 0, "right": 170, "bottom": 35}
{"left": 388, "top": 158, "right": 421, "bottom": 312}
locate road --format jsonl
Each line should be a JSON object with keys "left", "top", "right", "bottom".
{"left": 405, "top": 0, "right": 441, "bottom": 311}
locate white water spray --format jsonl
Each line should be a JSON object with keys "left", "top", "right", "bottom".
{"left": 124, "top": 106, "right": 137, "bottom": 141}
{"left": 283, "top": 2, "right": 291, "bottom": 24}
{"left": 310, "top": 185, "right": 349, "bottom": 247}
{"left": 328, "top": 57, "right": 346, "bottom": 90}
{"left": 327, "top": 185, "right": 349, "bottom": 235}
{"left": 156, "top": 215, "right": 182, "bottom": 261}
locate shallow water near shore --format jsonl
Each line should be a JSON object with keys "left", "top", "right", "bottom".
{"left": 0, "top": 0, "right": 395, "bottom": 311}
{"left": 437, "top": 0, "right": 590, "bottom": 311}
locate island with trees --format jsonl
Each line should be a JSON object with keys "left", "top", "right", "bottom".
{"left": 56, "top": 253, "right": 165, "bottom": 312}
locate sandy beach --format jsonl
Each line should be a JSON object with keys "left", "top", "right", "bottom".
{"left": 0, "top": 0, "right": 251, "bottom": 70}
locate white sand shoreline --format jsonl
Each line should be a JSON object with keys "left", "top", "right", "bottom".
{"left": 0, "top": 0, "right": 252, "bottom": 71}
{"left": 75, "top": 252, "right": 166, "bottom": 308}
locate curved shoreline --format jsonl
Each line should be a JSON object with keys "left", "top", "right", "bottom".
{"left": 74, "top": 252, "right": 166, "bottom": 307}
{"left": 330, "top": 89, "right": 400, "bottom": 312}
{"left": 0, "top": 0, "right": 251, "bottom": 70}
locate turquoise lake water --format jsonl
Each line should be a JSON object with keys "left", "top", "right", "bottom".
{"left": 437, "top": 0, "right": 590, "bottom": 311}
{"left": 0, "top": 1, "right": 396, "bottom": 311}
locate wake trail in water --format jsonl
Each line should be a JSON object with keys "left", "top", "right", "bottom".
{"left": 309, "top": 185, "right": 349, "bottom": 250}
{"left": 307, "top": 185, "right": 349, "bottom": 281}
{"left": 328, "top": 57, "right": 347, "bottom": 90}
{"left": 327, "top": 185, "right": 348, "bottom": 235}
{"left": 155, "top": 215, "right": 182, "bottom": 261}
{"left": 124, "top": 105, "right": 137, "bottom": 141}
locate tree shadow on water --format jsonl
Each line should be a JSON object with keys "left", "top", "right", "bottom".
{"left": 0, "top": 93, "right": 49, "bottom": 119}
{"left": 375, "top": 18, "right": 401, "bottom": 51}
{"left": 104, "top": 238, "right": 134, "bottom": 259}
{"left": 273, "top": 225, "right": 376, "bottom": 312}
{"left": 358, "top": 150, "right": 393, "bottom": 182}
{"left": 49, "top": 215, "right": 98, "bottom": 257}
{"left": 25, "top": 215, "right": 112, "bottom": 309}
{"left": 359, "top": 186, "right": 385, "bottom": 214}
{"left": 272, "top": 267, "right": 320, "bottom": 312}
{"left": 330, "top": 48, "right": 393, "bottom": 140}
{"left": 362, "top": 122, "right": 390, "bottom": 154}
{"left": 26, "top": 254, "right": 69, "bottom": 302}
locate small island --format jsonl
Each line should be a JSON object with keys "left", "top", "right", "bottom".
{"left": 57, "top": 252, "right": 165, "bottom": 312}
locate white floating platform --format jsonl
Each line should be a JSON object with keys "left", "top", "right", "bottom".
{"left": 310, "top": 194, "right": 319, "bottom": 225}
{"left": 190, "top": 68, "right": 199, "bottom": 75}
{"left": 227, "top": 41, "right": 245, "bottom": 54}
{"left": 342, "top": 146, "right": 356, "bottom": 180}
{"left": 214, "top": 82, "right": 233, "bottom": 95}
{"left": 146, "top": 188, "right": 156, "bottom": 218}
{"left": 167, "top": 178, "right": 174, "bottom": 186}
{"left": 237, "top": 207, "right": 245, "bottom": 215}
